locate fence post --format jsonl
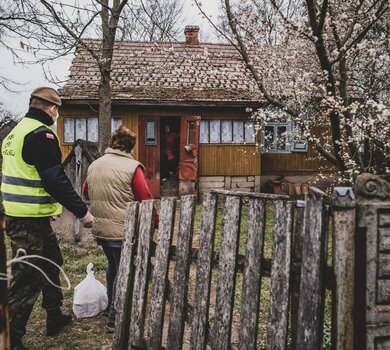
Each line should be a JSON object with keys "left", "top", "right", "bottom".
{"left": 290, "top": 200, "right": 305, "bottom": 350}
{"left": 354, "top": 174, "right": 390, "bottom": 350}
{"left": 296, "top": 187, "right": 327, "bottom": 350}
{"left": 0, "top": 201, "right": 10, "bottom": 350}
{"left": 332, "top": 187, "right": 356, "bottom": 350}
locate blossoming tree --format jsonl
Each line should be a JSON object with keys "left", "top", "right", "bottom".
{"left": 200, "top": 0, "right": 389, "bottom": 181}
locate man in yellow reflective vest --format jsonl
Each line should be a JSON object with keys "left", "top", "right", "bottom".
{"left": 1, "top": 87, "right": 94, "bottom": 350}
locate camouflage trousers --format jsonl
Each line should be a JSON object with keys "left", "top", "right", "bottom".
{"left": 6, "top": 216, "right": 64, "bottom": 341}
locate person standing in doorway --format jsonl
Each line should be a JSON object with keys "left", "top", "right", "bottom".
{"left": 1, "top": 87, "right": 94, "bottom": 350}
{"left": 161, "top": 124, "right": 179, "bottom": 181}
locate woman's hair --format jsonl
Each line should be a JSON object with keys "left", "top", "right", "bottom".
{"left": 109, "top": 125, "right": 136, "bottom": 153}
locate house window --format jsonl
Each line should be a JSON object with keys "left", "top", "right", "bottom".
{"left": 233, "top": 121, "right": 244, "bottom": 143}
{"left": 209, "top": 120, "right": 220, "bottom": 143}
{"left": 261, "top": 121, "right": 308, "bottom": 153}
{"left": 292, "top": 127, "right": 308, "bottom": 152}
{"left": 63, "top": 117, "right": 124, "bottom": 143}
{"left": 63, "top": 117, "right": 99, "bottom": 143}
{"left": 200, "top": 119, "right": 255, "bottom": 144}
{"left": 145, "top": 120, "right": 157, "bottom": 145}
{"left": 244, "top": 121, "right": 255, "bottom": 144}
{"left": 111, "top": 117, "right": 122, "bottom": 131}
{"left": 200, "top": 120, "right": 209, "bottom": 143}
{"left": 221, "top": 121, "right": 232, "bottom": 143}
{"left": 187, "top": 121, "right": 196, "bottom": 144}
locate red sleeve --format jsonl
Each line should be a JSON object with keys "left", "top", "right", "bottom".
{"left": 132, "top": 166, "right": 160, "bottom": 227}
{"left": 133, "top": 166, "right": 153, "bottom": 201}
{"left": 82, "top": 180, "right": 89, "bottom": 200}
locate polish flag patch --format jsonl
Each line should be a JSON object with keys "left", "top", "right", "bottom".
{"left": 46, "top": 133, "right": 55, "bottom": 139}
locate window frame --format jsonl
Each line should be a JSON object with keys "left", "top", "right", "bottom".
{"left": 63, "top": 116, "right": 99, "bottom": 144}
{"left": 63, "top": 116, "right": 124, "bottom": 144}
{"left": 260, "top": 120, "right": 308, "bottom": 153}
{"left": 199, "top": 119, "right": 256, "bottom": 145}
{"left": 145, "top": 119, "right": 158, "bottom": 146}
{"left": 111, "top": 117, "right": 122, "bottom": 132}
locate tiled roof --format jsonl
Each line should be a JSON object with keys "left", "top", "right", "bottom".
{"left": 61, "top": 39, "right": 318, "bottom": 104}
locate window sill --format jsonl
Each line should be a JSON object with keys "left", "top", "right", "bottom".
{"left": 262, "top": 150, "right": 292, "bottom": 154}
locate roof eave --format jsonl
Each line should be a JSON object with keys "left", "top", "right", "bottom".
{"left": 61, "top": 98, "right": 266, "bottom": 108}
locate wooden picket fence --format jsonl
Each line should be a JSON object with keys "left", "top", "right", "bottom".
{"left": 1, "top": 173, "right": 388, "bottom": 349}
{"left": 112, "top": 188, "right": 337, "bottom": 350}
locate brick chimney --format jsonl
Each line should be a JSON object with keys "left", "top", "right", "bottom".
{"left": 184, "top": 25, "right": 200, "bottom": 46}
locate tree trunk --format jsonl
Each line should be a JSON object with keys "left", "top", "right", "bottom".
{"left": 98, "top": 0, "right": 114, "bottom": 154}
{"left": 98, "top": 69, "right": 112, "bottom": 154}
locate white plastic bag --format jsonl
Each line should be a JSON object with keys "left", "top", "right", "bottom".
{"left": 73, "top": 262, "right": 108, "bottom": 318}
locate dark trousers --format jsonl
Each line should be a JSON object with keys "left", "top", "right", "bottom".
{"left": 6, "top": 217, "right": 64, "bottom": 341}
{"left": 101, "top": 245, "right": 122, "bottom": 320}
{"left": 161, "top": 155, "right": 177, "bottom": 179}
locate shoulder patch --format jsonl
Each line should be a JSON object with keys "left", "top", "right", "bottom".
{"left": 46, "top": 133, "right": 55, "bottom": 139}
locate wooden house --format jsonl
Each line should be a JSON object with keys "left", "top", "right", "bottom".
{"left": 59, "top": 26, "right": 331, "bottom": 197}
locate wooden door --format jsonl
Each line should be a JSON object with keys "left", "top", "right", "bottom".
{"left": 178, "top": 116, "right": 200, "bottom": 193}
{"left": 138, "top": 116, "right": 160, "bottom": 197}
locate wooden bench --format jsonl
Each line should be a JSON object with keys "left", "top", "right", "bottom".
{"left": 111, "top": 187, "right": 336, "bottom": 350}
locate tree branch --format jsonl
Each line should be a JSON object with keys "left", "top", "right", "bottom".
{"left": 224, "top": 0, "right": 299, "bottom": 117}
{"left": 39, "top": 0, "right": 102, "bottom": 65}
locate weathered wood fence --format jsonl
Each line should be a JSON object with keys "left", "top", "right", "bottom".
{"left": 0, "top": 173, "right": 389, "bottom": 349}
{"left": 111, "top": 173, "right": 390, "bottom": 349}
{"left": 112, "top": 187, "right": 331, "bottom": 349}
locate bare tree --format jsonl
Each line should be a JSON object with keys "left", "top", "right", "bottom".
{"left": 1, "top": 0, "right": 184, "bottom": 152}
{"left": 0, "top": 101, "right": 16, "bottom": 123}
{"left": 124, "top": 0, "right": 184, "bottom": 41}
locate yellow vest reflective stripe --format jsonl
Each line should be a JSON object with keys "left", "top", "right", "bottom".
{"left": 1, "top": 117, "right": 62, "bottom": 217}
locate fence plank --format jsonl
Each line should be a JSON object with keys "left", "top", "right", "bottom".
{"left": 190, "top": 193, "right": 218, "bottom": 350}
{"left": 128, "top": 200, "right": 156, "bottom": 349}
{"left": 112, "top": 202, "right": 139, "bottom": 350}
{"left": 332, "top": 188, "right": 356, "bottom": 350}
{"left": 296, "top": 189, "right": 326, "bottom": 349}
{"left": 266, "top": 200, "right": 294, "bottom": 349}
{"left": 167, "top": 195, "right": 197, "bottom": 350}
{"left": 290, "top": 202, "right": 305, "bottom": 350}
{"left": 238, "top": 198, "right": 266, "bottom": 350}
{"left": 147, "top": 198, "right": 177, "bottom": 350}
{"left": 213, "top": 194, "right": 242, "bottom": 349}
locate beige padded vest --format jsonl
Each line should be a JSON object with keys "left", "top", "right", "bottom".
{"left": 87, "top": 147, "right": 144, "bottom": 241}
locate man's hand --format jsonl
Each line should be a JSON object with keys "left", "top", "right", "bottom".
{"left": 79, "top": 211, "right": 94, "bottom": 228}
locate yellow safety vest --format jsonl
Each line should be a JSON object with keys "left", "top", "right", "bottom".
{"left": 1, "top": 117, "right": 62, "bottom": 217}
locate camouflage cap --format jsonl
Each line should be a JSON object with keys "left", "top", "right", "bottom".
{"left": 31, "top": 87, "right": 62, "bottom": 106}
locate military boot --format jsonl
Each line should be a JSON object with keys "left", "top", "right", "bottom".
{"left": 46, "top": 308, "right": 72, "bottom": 336}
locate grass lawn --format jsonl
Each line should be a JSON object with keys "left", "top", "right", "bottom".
{"left": 8, "top": 242, "right": 113, "bottom": 350}
{"left": 5, "top": 201, "right": 332, "bottom": 349}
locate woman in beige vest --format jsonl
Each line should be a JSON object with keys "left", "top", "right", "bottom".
{"left": 83, "top": 125, "right": 158, "bottom": 332}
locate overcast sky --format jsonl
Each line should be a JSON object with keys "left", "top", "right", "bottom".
{"left": 0, "top": 0, "right": 221, "bottom": 115}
